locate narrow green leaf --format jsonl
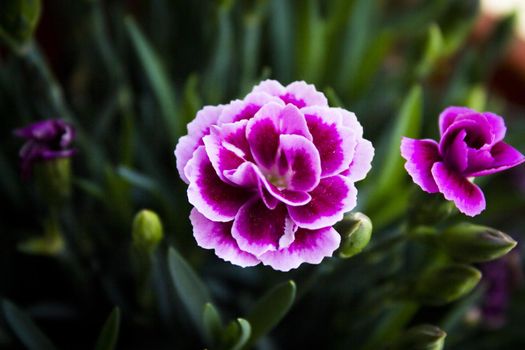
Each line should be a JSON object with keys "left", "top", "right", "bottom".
{"left": 2, "top": 300, "right": 57, "bottom": 350}
{"left": 74, "top": 178, "right": 105, "bottom": 200}
{"left": 125, "top": 17, "right": 179, "bottom": 141}
{"left": 245, "top": 280, "right": 296, "bottom": 344}
{"left": 240, "top": 2, "right": 266, "bottom": 93}
{"left": 268, "top": 0, "right": 293, "bottom": 81}
{"left": 203, "top": 303, "right": 223, "bottom": 346}
{"left": 415, "top": 23, "right": 444, "bottom": 79}
{"left": 204, "top": 0, "right": 234, "bottom": 103}
{"left": 365, "top": 85, "right": 423, "bottom": 214}
{"left": 94, "top": 307, "right": 121, "bottom": 350}
{"left": 116, "top": 166, "right": 160, "bottom": 193}
{"left": 324, "top": 87, "right": 344, "bottom": 108}
{"left": 181, "top": 74, "right": 202, "bottom": 125}
{"left": 231, "top": 318, "right": 251, "bottom": 350}
{"left": 336, "top": 0, "right": 376, "bottom": 96}
{"left": 295, "top": 0, "right": 326, "bottom": 83}
{"left": 167, "top": 247, "right": 211, "bottom": 333}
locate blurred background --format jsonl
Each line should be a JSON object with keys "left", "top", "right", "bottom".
{"left": 1, "top": 0, "right": 525, "bottom": 349}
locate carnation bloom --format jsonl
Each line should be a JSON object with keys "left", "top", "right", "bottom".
{"left": 14, "top": 119, "right": 76, "bottom": 179}
{"left": 401, "top": 107, "right": 525, "bottom": 217}
{"left": 175, "top": 80, "right": 374, "bottom": 271}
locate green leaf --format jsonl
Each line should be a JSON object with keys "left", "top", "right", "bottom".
{"left": 203, "top": 303, "right": 223, "bottom": 346}
{"left": 268, "top": 0, "right": 293, "bottom": 81}
{"left": 336, "top": 0, "right": 376, "bottom": 96}
{"left": 295, "top": 0, "right": 326, "bottom": 83}
{"left": 181, "top": 74, "right": 202, "bottom": 126}
{"left": 365, "top": 85, "right": 423, "bottom": 214}
{"left": 116, "top": 166, "right": 160, "bottom": 193}
{"left": 245, "top": 280, "right": 296, "bottom": 345}
{"left": 94, "top": 307, "right": 121, "bottom": 350}
{"left": 125, "top": 17, "right": 179, "bottom": 141}
{"left": 231, "top": 319, "right": 251, "bottom": 350}
{"left": 204, "top": 0, "right": 234, "bottom": 103}
{"left": 240, "top": 2, "right": 267, "bottom": 93}
{"left": 167, "top": 247, "right": 211, "bottom": 334}
{"left": 2, "top": 300, "right": 57, "bottom": 350}
{"left": 415, "top": 23, "right": 444, "bottom": 79}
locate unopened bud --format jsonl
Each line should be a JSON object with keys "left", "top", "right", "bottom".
{"left": 392, "top": 324, "right": 446, "bottom": 350}
{"left": 0, "top": 0, "right": 41, "bottom": 46}
{"left": 337, "top": 212, "right": 373, "bottom": 258}
{"left": 414, "top": 264, "right": 481, "bottom": 306}
{"left": 132, "top": 210, "right": 163, "bottom": 254}
{"left": 440, "top": 223, "right": 516, "bottom": 263}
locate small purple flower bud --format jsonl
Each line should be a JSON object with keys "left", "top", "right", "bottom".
{"left": 14, "top": 119, "right": 76, "bottom": 179}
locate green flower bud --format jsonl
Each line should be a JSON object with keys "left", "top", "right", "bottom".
{"left": 132, "top": 210, "right": 164, "bottom": 254}
{"left": 0, "top": 0, "right": 41, "bottom": 47}
{"left": 414, "top": 264, "right": 481, "bottom": 306}
{"left": 337, "top": 212, "right": 373, "bottom": 258}
{"left": 392, "top": 324, "right": 446, "bottom": 350}
{"left": 34, "top": 158, "right": 72, "bottom": 208}
{"left": 440, "top": 223, "right": 517, "bottom": 263}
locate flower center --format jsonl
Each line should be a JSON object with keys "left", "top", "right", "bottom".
{"left": 266, "top": 173, "right": 287, "bottom": 190}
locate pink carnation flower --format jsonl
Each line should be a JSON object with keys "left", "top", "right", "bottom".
{"left": 401, "top": 107, "right": 525, "bottom": 217}
{"left": 174, "top": 80, "right": 374, "bottom": 271}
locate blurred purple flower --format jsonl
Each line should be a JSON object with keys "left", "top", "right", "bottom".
{"left": 174, "top": 80, "right": 374, "bottom": 271}
{"left": 401, "top": 107, "right": 525, "bottom": 216}
{"left": 479, "top": 250, "right": 523, "bottom": 329}
{"left": 14, "top": 119, "right": 76, "bottom": 179}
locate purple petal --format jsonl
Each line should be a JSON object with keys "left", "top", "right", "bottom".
{"left": 223, "top": 162, "right": 311, "bottom": 207}
{"left": 175, "top": 105, "right": 223, "bottom": 183}
{"left": 251, "top": 80, "right": 328, "bottom": 108}
{"left": 288, "top": 175, "right": 357, "bottom": 230}
{"left": 345, "top": 139, "right": 375, "bottom": 182}
{"left": 203, "top": 121, "right": 251, "bottom": 181}
{"left": 246, "top": 103, "right": 282, "bottom": 170}
{"left": 251, "top": 79, "right": 286, "bottom": 96}
{"left": 279, "top": 134, "right": 321, "bottom": 192}
{"left": 258, "top": 227, "right": 340, "bottom": 271}
{"left": 483, "top": 112, "right": 507, "bottom": 143}
{"left": 439, "top": 106, "right": 475, "bottom": 135}
{"left": 282, "top": 81, "right": 328, "bottom": 108}
{"left": 279, "top": 104, "right": 313, "bottom": 140}
{"left": 337, "top": 108, "right": 364, "bottom": 138}
{"left": 232, "top": 199, "right": 289, "bottom": 256}
{"left": 400, "top": 137, "right": 441, "bottom": 193}
{"left": 431, "top": 162, "right": 486, "bottom": 217}
{"left": 186, "top": 146, "right": 253, "bottom": 222}
{"left": 218, "top": 92, "right": 283, "bottom": 124}
{"left": 467, "top": 142, "right": 525, "bottom": 177}
{"left": 190, "top": 209, "right": 260, "bottom": 267}
{"left": 443, "top": 129, "right": 468, "bottom": 173}
{"left": 439, "top": 119, "right": 492, "bottom": 156}
{"left": 303, "top": 107, "right": 357, "bottom": 177}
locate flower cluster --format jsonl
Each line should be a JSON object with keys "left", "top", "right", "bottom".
{"left": 401, "top": 107, "right": 525, "bottom": 216}
{"left": 14, "top": 119, "right": 76, "bottom": 179}
{"left": 175, "top": 80, "right": 374, "bottom": 271}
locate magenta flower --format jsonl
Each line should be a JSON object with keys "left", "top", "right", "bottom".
{"left": 401, "top": 107, "right": 525, "bottom": 217}
{"left": 14, "top": 119, "right": 76, "bottom": 179}
{"left": 175, "top": 80, "right": 374, "bottom": 271}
